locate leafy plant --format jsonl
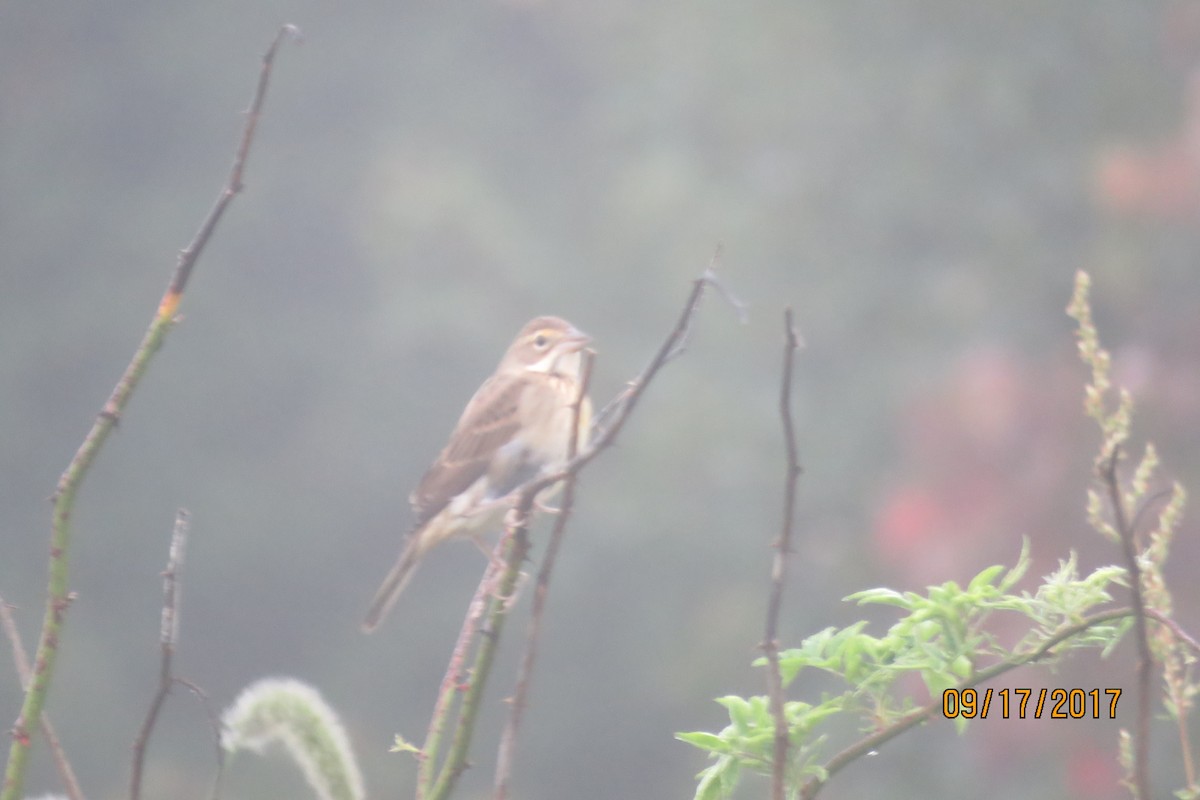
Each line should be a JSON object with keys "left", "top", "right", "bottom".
{"left": 679, "top": 546, "right": 1129, "bottom": 799}
{"left": 679, "top": 271, "right": 1194, "bottom": 800}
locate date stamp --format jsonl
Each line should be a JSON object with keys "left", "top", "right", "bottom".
{"left": 942, "top": 688, "right": 1122, "bottom": 720}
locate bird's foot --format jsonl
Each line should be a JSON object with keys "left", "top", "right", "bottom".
{"left": 492, "top": 569, "right": 528, "bottom": 612}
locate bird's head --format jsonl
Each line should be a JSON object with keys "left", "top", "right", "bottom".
{"left": 501, "top": 316, "right": 591, "bottom": 376}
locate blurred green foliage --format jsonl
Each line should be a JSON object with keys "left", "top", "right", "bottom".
{"left": 680, "top": 547, "right": 1132, "bottom": 799}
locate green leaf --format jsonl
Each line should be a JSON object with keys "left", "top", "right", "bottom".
{"left": 928, "top": 581, "right": 961, "bottom": 605}
{"left": 842, "top": 636, "right": 865, "bottom": 682}
{"left": 693, "top": 755, "right": 740, "bottom": 800}
{"left": 847, "top": 588, "right": 913, "bottom": 608}
{"left": 389, "top": 735, "right": 420, "bottom": 755}
{"left": 1173, "top": 784, "right": 1200, "bottom": 800}
{"left": 676, "top": 731, "right": 732, "bottom": 755}
{"left": 950, "top": 655, "right": 973, "bottom": 679}
{"left": 715, "top": 696, "right": 753, "bottom": 735}
{"left": 785, "top": 699, "right": 843, "bottom": 738}
{"left": 1101, "top": 617, "right": 1133, "bottom": 658}
{"left": 911, "top": 619, "right": 942, "bottom": 643}
{"left": 967, "top": 564, "right": 1005, "bottom": 594}
{"left": 920, "top": 670, "right": 957, "bottom": 702}
{"left": 999, "top": 537, "right": 1031, "bottom": 591}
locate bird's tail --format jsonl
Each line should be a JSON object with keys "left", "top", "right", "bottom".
{"left": 361, "top": 533, "right": 425, "bottom": 634}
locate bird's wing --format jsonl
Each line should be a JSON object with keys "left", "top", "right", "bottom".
{"left": 409, "top": 373, "right": 526, "bottom": 526}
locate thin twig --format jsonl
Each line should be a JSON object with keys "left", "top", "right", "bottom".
{"left": 763, "top": 309, "right": 802, "bottom": 800}
{"left": 1145, "top": 608, "right": 1200, "bottom": 656}
{"left": 169, "top": 677, "right": 226, "bottom": 800}
{"left": 1, "top": 26, "right": 296, "bottom": 800}
{"left": 547, "top": 267, "right": 714, "bottom": 488}
{"left": 800, "top": 606, "right": 1136, "bottom": 800}
{"left": 587, "top": 247, "right": 736, "bottom": 439}
{"left": 1101, "top": 447, "right": 1153, "bottom": 800}
{"left": 1128, "top": 486, "right": 1174, "bottom": 545}
{"left": 131, "top": 509, "right": 190, "bottom": 800}
{"left": 168, "top": 24, "right": 301, "bottom": 303}
{"left": 0, "top": 597, "right": 84, "bottom": 800}
{"left": 699, "top": 245, "right": 749, "bottom": 325}
{"left": 492, "top": 351, "right": 595, "bottom": 800}
{"left": 419, "top": 263, "right": 727, "bottom": 800}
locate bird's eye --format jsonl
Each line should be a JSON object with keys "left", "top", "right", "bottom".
{"left": 533, "top": 333, "right": 549, "bottom": 348}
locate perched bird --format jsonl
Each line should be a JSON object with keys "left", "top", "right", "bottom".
{"left": 361, "top": 316, "right": 592, "bottom": 633}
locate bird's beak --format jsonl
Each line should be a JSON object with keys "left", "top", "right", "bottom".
{"left": 563, "top": 327, "right": 591, "bottom": 353}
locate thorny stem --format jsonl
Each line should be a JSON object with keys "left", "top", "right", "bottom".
{"left": 0, "top": 597, "right": 83, "bottom": 800}
{"left": 1, "top": 26, "right": 295, "bottom": 800}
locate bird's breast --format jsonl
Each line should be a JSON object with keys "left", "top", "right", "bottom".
{"left": 515, "top": 374, "right": 589, "bottom": 466}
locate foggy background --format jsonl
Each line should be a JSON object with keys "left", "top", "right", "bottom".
{"left": 3, "top": 3, "right": 1200, "bottom": 799}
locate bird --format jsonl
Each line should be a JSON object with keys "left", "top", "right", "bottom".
{"left": 361, "top": 316, "right": 593, "bottom": 633}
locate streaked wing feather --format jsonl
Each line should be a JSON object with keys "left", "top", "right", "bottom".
{"left": 409, "top": 374, "right": 524, "bottom": 525}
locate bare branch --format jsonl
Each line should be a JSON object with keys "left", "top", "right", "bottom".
{"left": 1145, "top": 608, "right": 1200, "bottom": 657}
{"left": 131, "top": 509, "right": 190, "bottom": 800}
{"left": 536, "top": 268, "right": 715, "bottom": 499}
{"left": 763, "top": 308, "right": 802, "bottom": 800}
{"left": 700, "top": 245, "right": 749, "bottom": 324}
{"left": 169, "top": 23, "right": 300, "bottom": 302}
